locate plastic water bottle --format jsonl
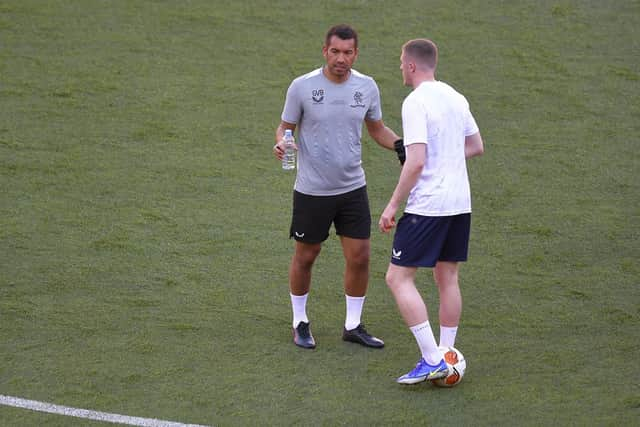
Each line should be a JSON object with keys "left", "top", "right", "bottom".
{"left": 282, "top": 129, "right": 296, "bottom": 170}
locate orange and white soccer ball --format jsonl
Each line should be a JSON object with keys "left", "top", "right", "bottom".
{"left": 431, "top": 346, "right": 466, "bottom": 387}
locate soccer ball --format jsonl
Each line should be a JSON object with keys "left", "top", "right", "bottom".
{"left": 431, "top": 346, "right": 466, "bottom": 387}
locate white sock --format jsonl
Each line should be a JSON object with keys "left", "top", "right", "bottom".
{"left": 410, "top": 321, "right": 443, "bottom": 365}
{"left": 439, "top": 325, "right": 458, "bottom": 348}
{"left": 290, "top": 293, "right": 309, "bottom": 328}
{"left": 344, "top": 295, "right": 365, "bottom": 330}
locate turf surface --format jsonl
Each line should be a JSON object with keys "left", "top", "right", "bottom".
{"left": 1, "top": 1, "right": 638, "bottom": 425}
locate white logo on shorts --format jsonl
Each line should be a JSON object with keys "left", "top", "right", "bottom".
{"left": 392, "top": 248, "right": 402, "bottom": 259}
{"left": 295, "top": 232, "right": 305, "bottom": 238}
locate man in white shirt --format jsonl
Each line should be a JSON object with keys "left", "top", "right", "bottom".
{"left": 379, "top": 38, "right": 484, "bottom": 384}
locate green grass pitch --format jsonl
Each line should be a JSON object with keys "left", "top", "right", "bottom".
{"left": 1, "top": 0, "right": 638, "bottom": 425}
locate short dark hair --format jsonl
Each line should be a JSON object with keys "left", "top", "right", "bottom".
{"left": 325, "top": 24, "right": 358, "bottom": 49}
{"left": 403, "top": 39, "right": 438, "bottom": 69}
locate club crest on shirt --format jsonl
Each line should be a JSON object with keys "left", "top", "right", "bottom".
{"left": 350, "top": 91, "right": 365, "bottom": 108}
{"left": 312, "top": 89, "right": 324, "bottom": 103}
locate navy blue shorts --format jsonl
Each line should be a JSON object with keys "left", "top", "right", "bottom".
{"left": 390, "top": 213, "right": 471, "bottom": 267}
{"left": 290, "top": 186, "right": 371, "bottom": 244}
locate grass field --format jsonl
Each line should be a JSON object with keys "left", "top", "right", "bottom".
{"left": 1, "top": 0, "right": 639, "bottom": 425}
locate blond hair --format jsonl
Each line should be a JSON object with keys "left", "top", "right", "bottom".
{"left": 402, "top": 39, "right": 438, "bottom": 70}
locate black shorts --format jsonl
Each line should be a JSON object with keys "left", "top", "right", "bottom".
{"left": 290, "top": 186, "right": 371, "bottom": 243}
{"left": 390, "top": 213, "right": 471, "bottom": 267}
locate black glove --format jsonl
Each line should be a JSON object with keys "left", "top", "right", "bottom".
{"left": 394, "top": 138, "right": 406, "bottom": 165}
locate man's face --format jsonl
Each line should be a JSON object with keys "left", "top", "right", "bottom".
{"left": 323, "top": 36, "right": 358, "bottom": 81}
{"left": 400, "top": 51, "right": 412, "bottom": 86}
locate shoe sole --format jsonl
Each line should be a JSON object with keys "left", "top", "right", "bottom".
{"left": 396, "top": 375, "right": 428, "bottom": 385}
{"left": 294, "top": 341, "right": 316, "bottom": 349}
{"left": 342, "top": 336, "right": 385, "bottom": 348}
{"left": 396, "top": 369, "right": 448, "bottom": 384}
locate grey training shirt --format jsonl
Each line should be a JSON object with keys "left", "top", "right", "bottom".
{"left": 281, "top": 67, "right": 383, "bottom": 196}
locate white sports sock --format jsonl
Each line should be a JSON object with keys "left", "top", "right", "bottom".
{"left": 344, "top": 295, "right": 365, "bottom": 330}
{"left": 290, "top": 293, "right": 309, "bottom": 328}
{"left": 439, "top": 325, "right": 458, "bottom": 348}
{"left": 410, "top": 321, "right": 443, "bottom": 365}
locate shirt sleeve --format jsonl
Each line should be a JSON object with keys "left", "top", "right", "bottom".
{"left": 463, "top": 99, "right": 479, "bottom": 136}
{"left": 401, "top": 95, "right": 428, "bottom": 145}
{"left": 365, "top": 80, "right": 383, "bottom": 122}
{"left": 281, "top": 80, "right": 302, "bottom": 124}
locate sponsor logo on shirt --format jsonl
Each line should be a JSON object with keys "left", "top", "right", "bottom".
{"left": 350, "top": 91, "right": 366, "bottom": 108}
{"left": 312, "top": 89, "right": 324, "bottom": 103}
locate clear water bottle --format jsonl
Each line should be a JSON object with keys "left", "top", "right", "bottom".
{"left": 282, "top": 129, "right": 296, "bottom": 170}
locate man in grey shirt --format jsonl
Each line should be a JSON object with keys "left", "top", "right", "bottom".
{"left": 273, "top": 24, "right": 402, "bottom": 349}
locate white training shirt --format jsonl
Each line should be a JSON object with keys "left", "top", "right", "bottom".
{"left": 281, "top": 68, "right": 383, "bottom": 196}
{"left": 402, "top": 80, "right": 479, "bottom": 216}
